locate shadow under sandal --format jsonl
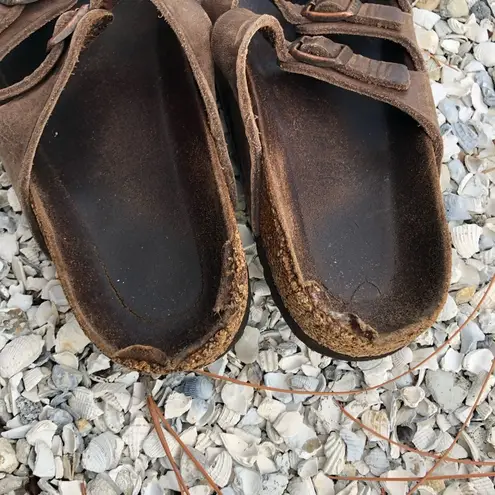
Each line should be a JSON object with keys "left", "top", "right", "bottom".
{"left": 0, "top": 0, "right": 249, "bottom": 373}
{"left": 205, "top": 0, "right": 451, "bottom": 360}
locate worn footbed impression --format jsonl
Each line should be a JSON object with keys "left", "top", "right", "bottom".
{"left": 227, "top": 0, "right": 450, "bottom": 355}
{"left": 1, "top": 0, "right": 241, "bottom": 366}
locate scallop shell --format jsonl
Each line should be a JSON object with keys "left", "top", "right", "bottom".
{"left": 217, "top": 406, "right": 241, "bottom": 430}
{"left": 208, "top": 450, "right": 233, "bottom": 487}
{"left": 142, "top": 426, "right": 179, "bottom": 459}
{"left": 257, "top": 397, "right": 286, "bottom": 423}
{"left": 92, "top": 382, "right": 131, "bottom": 412}
{"left": 364, "top": 447, "right": 390, "bottom": 476}
{"left": 109, "top": 465, "right": 141, "bottom": 495}
{"left": 233, "top": 466, "right": 262, "bottom": 495}
{"left": 0, "top": 334, "right": 43, "bottom": 378}
{"left": 412, "top": 426, "right": 437, "bottom": 451}
{"left": 121, "top": 415, "right": 150, "bottom": 460}
{"left": 434, "top": 431, "right": 453, "bottom": 452}
{"left": 180, "top": 376, "right": 214, "bottom": 400}
{"left": 26, "top": 420, "right": 57, "bottom": 446}
{"left": 391, "top": 347, "right": 413, "bottom": 369}
{"left": 289, "top": 375, "right": 319, "bottom": 392}
{"left": 23, "top": 367, "right": 46, "bottom": 392}
{"left": 81, "top": 432, "right": 124, "bottom": 473}
{"left": 221, "top": 383, "right": 253, "bottom": 415}
{"left": 322, "top": 432, "right": 345, "bottom": 475}
{"left": 234, "top": 326, "right": 260, "bottom": 364}
{"left": 103, "top": 403, "right": 125, "bottom": 434}
{"left": 362, "top": 410, "right": 390, "bottom": 443}
{"left": 340, "top": 428, "right": 366, "bottom": 462}
{"left": 451, "top": 224, "right": 483, "bottom": 258}
{"left": 68, "top": 387, "right": 103, "bottom": 421}
{"left": 400, "top": 386, "right": 426, "bottom": 408}
{"left": 258, "top": 349, "right": 278, "bottom": 372}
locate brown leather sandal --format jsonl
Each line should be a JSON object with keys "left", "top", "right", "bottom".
{"left": 204, "top": 0, "right": 451, "bottom": 360}
{"left": 0, "top": 0, "right": 249, "bottom": 373}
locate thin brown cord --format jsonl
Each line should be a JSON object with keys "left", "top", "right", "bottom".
{"left": 407, "top": 357, "right": 495, "bottom": 494}
{"left": 329, "top": 473, "right": 495, "bottom": 482}
{"left": 147, "top": 396, "right": 224, "bottom": 495}
{"left": 196, "top": 277, "right": 495, "bottom": 398}
{"left": 81, "top": 482, "right": 87, "bottom": 495}
{"left": 147, "top": 397, "right": 190, "bottom": 495}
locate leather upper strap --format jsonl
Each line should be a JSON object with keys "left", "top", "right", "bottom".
{"left": 273, "top": 0, "right": 409, "bottom": 30}
{"left": 290, "top": 35, "right": 410, "bottom": 90}
{"left": 209, "top": 6, "right": 442, "bottom": 232}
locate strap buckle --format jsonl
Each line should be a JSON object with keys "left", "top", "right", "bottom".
{"left": 301, "top": 0, "right": 355, "bottom": 21}
{"left": 289, "top": 36, "right": 352, "bottom": 68}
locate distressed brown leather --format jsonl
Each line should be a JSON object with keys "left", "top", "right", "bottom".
{"left": 207, "top": 0, "right": 450, "bottom": 359}
{"left": 0, "top": 0, "right": 248, "bottom": 372}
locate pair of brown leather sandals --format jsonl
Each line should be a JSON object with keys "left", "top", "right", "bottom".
{"left": 0, "top": 0, "right": 450, "bottom": 373}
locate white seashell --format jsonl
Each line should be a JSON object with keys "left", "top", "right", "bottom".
{"left": 289, "top": 375, "right": 319, "bottom": 392}
{"left": 476, "top": 402, "right": 492, "bottom": 420}
{"left": 164, "top": 392, "right": 192, "bottom": 419}
{"left": 1, "top": 423, "right": 33, "bottom": 440}
{"left": 142, "top": 426, "right": 179, "bottom": 459}
{"left": 86, "top": 353, "right": 111, "bottom": 375}
{"left": 221, "top": 382, "right": 254, "bottom": 415}
{"left": 313, "top": 472, "right": 335, "bottom": 495}
{"left": 109, "top": 465, "right": 141, "bottom": 495}
{"left": 471, "top": 283, "right": 495, "bottom": 310}
{"left": 474, "top": 42, "right": 495, "bottom": 67}
{"left": 33, "top": 441, "right": 55, "bottom": 478}
{"left": 62, "top": 423, "right": 82, "bottom": 455}
{"left": 0, "top": 334, "right": 43, "bottom": 378}
{"left": 256, "top": 398, "right": 285, "bottom": 424}
{"left": 121, "top": 415, "right": 150, "bottom": 460}
{"left": 22, "top": 367, "right": 46, "bottom": 393}
{"left": 340, "top": 428, "right": 366, "bottom": 462}
{"left": 412, "top": 426, "right": 437, "bottom": 450}
{"left": 362, "top": 410, "right": 390, "bottom": 443}
{"left": 179, "top": 447, "right": 206, "bottom": 486}
{"left": 462, "top": 348, "right": 493, "bottom": 374}
{"left": 391, "top": 347, "right": 413, "bottom": 369}
{"left": 440, "top": 348, "right": 463, "bottom": 372}
{"left": 217, "top": 406, "right": 241, "bottom": 430}
{"left": 434, "top": 431, "right": 453, "bottom": 452}
{"left": 451, "top": 224, "right": 483, "bottom": 258}
{"left": 235, "top": 326, "right": 260, "bottom": 364}
{"left": 322, "top": 432, "right": 345, "bottom": 475}
{"left": 437, "top": 294, "right": 458, "bottom": 322}
{"left": 380, "top": 469, "right": 413, "bottom": 495}
{"left": 52, "top": 351, "right": 79, "bottom": 369}
{"left": 273, "top": 411, "right": 303, "bottom": 439}
{"left": 0, "top": 438, "right": 18, "bottom": 473}
{"left": 297, "top": 458, "right": 318, "bottom": 479}
{"left": 197, "top": 401, "right": 220, "bottom": 427}
{"left": 55, "top": 315, "right": 90, "bottom": 354}
{"left": 180, "top": 376, "right": 214, "bottom": 400}
{"left": 208, "top": 450, "right": 233, "bottom": 487}
{"left": 186, "top": 398, "right": 209, "bottom": 424}
{"left": 92, "top": 382, "right": 131, "bottom": 411}
{"left": 415, "top": 25, "right": 438, "bottom": 53}
{"left": 466, "top": 372, "right": 495, "bottom": 406}
{"left": 279, "top": 354, "right": 309, "bottom": 372}
{"left": 220, "top": 432, "right": 258, "bottom": 468}
{"left": 233, "top": 466, "right": 262, "bottom": 495}
{"left": 258, "top": 349, "right": 278, "bottom": 372}
{"left": 401, "top": 386, "right": 426, "bottom": 408}
{"left": 69, "top": 387, "right": 103, "bottom": 421}
{"left": 103, "top": 403, "right": 124, "bottom": 434}
{"left": 26, "top": 420, "right": 57, "bottom": 446}
{"left": 263, "top": 372, "right": 292, "bottom": 403}
{"left": 470, "top": 476, "right": 495, "bottom": 495}
{"left": 287, "top": 478, "right": 317, "bottom": 495}
{"left": 412, "top": 8, "right": 440, "bottom": 30}
{"left": 365, "top": 447, "right": 390, "bottom": 476}
{"left": 82, "top": 431, "right": 124, "bottom": 473}
{"left": 448, "top": 18, "right": 467, "bottom": 34}
{"left": 396, "top": 406, "right": 417, "bottom": 426}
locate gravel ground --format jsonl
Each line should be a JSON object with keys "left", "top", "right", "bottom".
{"left": 1, "top": 2, "right": 495, "bottom": 494}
